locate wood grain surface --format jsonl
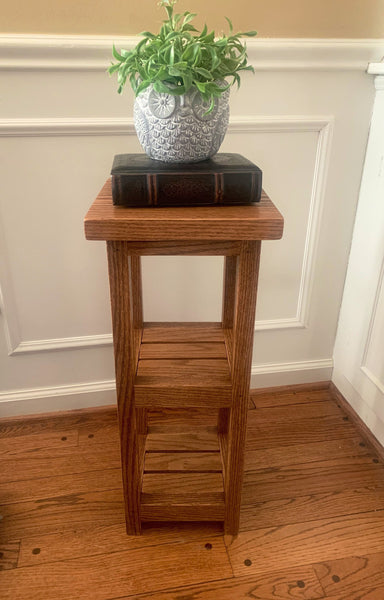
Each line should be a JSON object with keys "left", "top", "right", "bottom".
{"left": 1, "top": 383, "right": 384, "bottom": 599}
{"left": 84, "top": 179, "right": 284, "bottom": 241}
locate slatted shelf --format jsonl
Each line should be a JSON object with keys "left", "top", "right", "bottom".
{"left": 135, "top": 324, "right": 232, "bottom": 408}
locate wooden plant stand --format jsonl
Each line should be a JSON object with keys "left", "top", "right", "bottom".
{"left": 85, "top": 178, "right": 283, "bottom": 535}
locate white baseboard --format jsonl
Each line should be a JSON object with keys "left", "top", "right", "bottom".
{"left": 0, "top": 380, "right": 116, "bottom": 418}
{"left": 251, "top": 358, "right": 333, "bottom": 388}
{"left": 332, "top": 370, "right": 384, "bottom": 448}
{"left": 0, "top": 359, "right": 333, "bottom": 418}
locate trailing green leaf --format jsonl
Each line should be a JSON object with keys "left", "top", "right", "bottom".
{"left": 108, "top": 0, "right": 257, "bottom": 111}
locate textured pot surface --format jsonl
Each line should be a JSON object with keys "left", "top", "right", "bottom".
{"left": 133, "top": 84, "right": 230, "bottom": 163}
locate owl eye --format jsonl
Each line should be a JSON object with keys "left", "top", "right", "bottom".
{"left": 191, "top": 91, "right": 218, "bottom": 121}
{"left": 148, "top": 90, "right": 176, "bottom": 118}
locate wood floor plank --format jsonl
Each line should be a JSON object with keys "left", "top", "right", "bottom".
{"left": 0, "top": 430, "right": 78, "bottom": 457}
{"left": 0, "top": 407, "right": 117, "bottom": 439}
{"left": 250, "top": 400, "right": 343, "bottom": 423}
{"left": 0, "top": 467, "right": 122, "bottom": 505}
{"left": 242, "top": 456, "right": 384, "bottom": 504}
{"left": 0, "top": 537, "right": 232, "bottom": 600}
{"left": 244, "top": 437, "right": 371, "bottom": 471}
{"left": 114, "top": 566, "right": 324, "bottom": 599}
{"left": 226, "top": 511, "right": 384, "bottom": 578}
{"left": 240, "top": 486, "right": 384, "bottom": 530}
{"left": 246, "top": 413, "right": 358, "bottom": 450}
{"left": 313, "top": 551, "right": 384, "bottom": 600}
{"left": 18, "top": 522, "right": 222, "bottom": 567}
{"left": 0, "top": 541, "right": 20, "bottom": 570}
{"left": 0, "top": 443, "right": 120, "bottom": 484}
{"left": 0, "top": 489, "right": 126, "bottom": 541}
{"left": 251, "top": 390, "right": 332, "bottom": 409}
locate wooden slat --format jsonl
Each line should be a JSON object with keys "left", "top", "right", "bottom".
{"left": 0, "top": 537, "right": 232, "bottom": 600}
{"left": 125, "top": 240, "right": 241, "bottom": 255}
{"left": 140, "top": 497, "right": 225, "bottom": 522}
{"left": 145, "top": 430, "right": 219, "bottom": 451}
{"left": 135, "top": 358, "right": 232, "bottom": 408}
{"left": 144, "top": 451, "right": 222, "bottom": 472}
{"left": 84, "top": 179, "right": 284, "bottom": 242}
{"left": 137, "top": 358, "right": 231, "bottom": 380}
{"left": 142, "top": 323, "right": 224, "bottom": 343}
{"left": 142, "top": 472, "right": 224, "bottom": 495}
{"left": 140, "top": 342, "right": 227, "bottom": 359}
{"left": 135, "top": 387, "right": 232, "bottom": 408}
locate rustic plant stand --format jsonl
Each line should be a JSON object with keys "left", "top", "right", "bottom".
{"left": 85, "top": 178, "right": 283, "bottom": 535}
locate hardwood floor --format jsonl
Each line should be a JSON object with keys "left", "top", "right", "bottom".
{"left": 1, "top": 383, "right": 384, "bottom": 599}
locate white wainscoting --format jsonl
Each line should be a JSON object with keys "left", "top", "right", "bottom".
{"left": 333, "top": 69, "right": 384, "bottom": 446}
{"left": 0, "top": 36, "right": 383, "bottom": 416}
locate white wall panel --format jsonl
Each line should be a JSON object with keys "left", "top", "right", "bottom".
{"left": 333, "top": 70, "right": 384, "bottom": 445}
{"left": 0, "top": 36, "right": 383, "bottom": 415}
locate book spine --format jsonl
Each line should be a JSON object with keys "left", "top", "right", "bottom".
{"left": 112, "top": 170, "right": 261, "bottom": 206}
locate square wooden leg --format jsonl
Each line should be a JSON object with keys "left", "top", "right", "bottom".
{"left": 107, "top": 242, "right": 143, "bottom": 535}
{"left": 223, "top": 241, "right": 261, "bottom": 536}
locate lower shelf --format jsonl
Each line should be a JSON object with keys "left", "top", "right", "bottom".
{"left": 140, "top": 426, "right": 226, "bottom": 522}
{"left": 135, "top": 323, "right": 232, "bottom": 408}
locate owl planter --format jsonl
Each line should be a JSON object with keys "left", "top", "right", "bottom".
{"left": 108, "top": 0, "right": 256, "bottom": 163}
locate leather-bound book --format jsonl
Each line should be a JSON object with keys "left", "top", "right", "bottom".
{"left": 111, "top": 153, "right": 262, "bottom": 207}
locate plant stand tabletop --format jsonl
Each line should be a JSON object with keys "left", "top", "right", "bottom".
{"left": 84, "top": 176, "right": 283, "bottom": 536}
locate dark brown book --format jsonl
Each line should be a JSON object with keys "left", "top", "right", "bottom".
{"left": 111, "top": 153, "right": 262, "bottom": 207}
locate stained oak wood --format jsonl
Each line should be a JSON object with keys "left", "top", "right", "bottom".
{"left": 2, "top": 384, "right": 384, "bottom": 599}
{"left": 139, "top": 342, "right": 227, "bottom": 359}
{"left": 107, "top": 242, "right": 142, "bottom": 534}
{"left": 124, "top": 240, "right": 242, "bottom": 255}
{"left": 314, "top": 551, "right": 384, "bottom": 599}
{"left": 0, "top": 541, "right": 20, "bottom": 571}
{"left": 141, "top": 323, "right": 224, "bottom": 343}
{"left": 120, "top": 567, "right": 324, "bottom": 600}
{"left": 144, "top": 451, "right": 222, "bottom": 472}
{"left": 227, "top": 511, "right": 384, "bottom": 577}
{"left": 135, "top": 359, "right": 232, "bottom": 407}
{"left": 84, "top": 179, "right": 284, "bottom": 241}
{"left": 0, "top": 537, "right": 232, "bottom": 600}
{"left": 224, "top": 240, "right": 261, "bottom": 535}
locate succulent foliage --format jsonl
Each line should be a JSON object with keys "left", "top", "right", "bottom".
{"left": 108, "top": 0, "right": 256, "bottom": 112}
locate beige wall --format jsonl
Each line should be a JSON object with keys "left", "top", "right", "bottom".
{"left": 2, "top": 0, "right": 384, "bottom": 37}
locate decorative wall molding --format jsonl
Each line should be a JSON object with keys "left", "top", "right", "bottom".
{"left": 1, "top": 114, "right": 333, "bottom": 354}
{"left": 0, "top": 35, "right": 383, "bottom": 72}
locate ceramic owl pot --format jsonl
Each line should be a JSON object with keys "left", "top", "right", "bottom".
{"left": 133, "top": 83, "right": 230, "bottom": 163}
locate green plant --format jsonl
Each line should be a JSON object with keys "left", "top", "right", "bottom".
{"left": 108, "top": 0, "right": 256, "bottom": 112}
